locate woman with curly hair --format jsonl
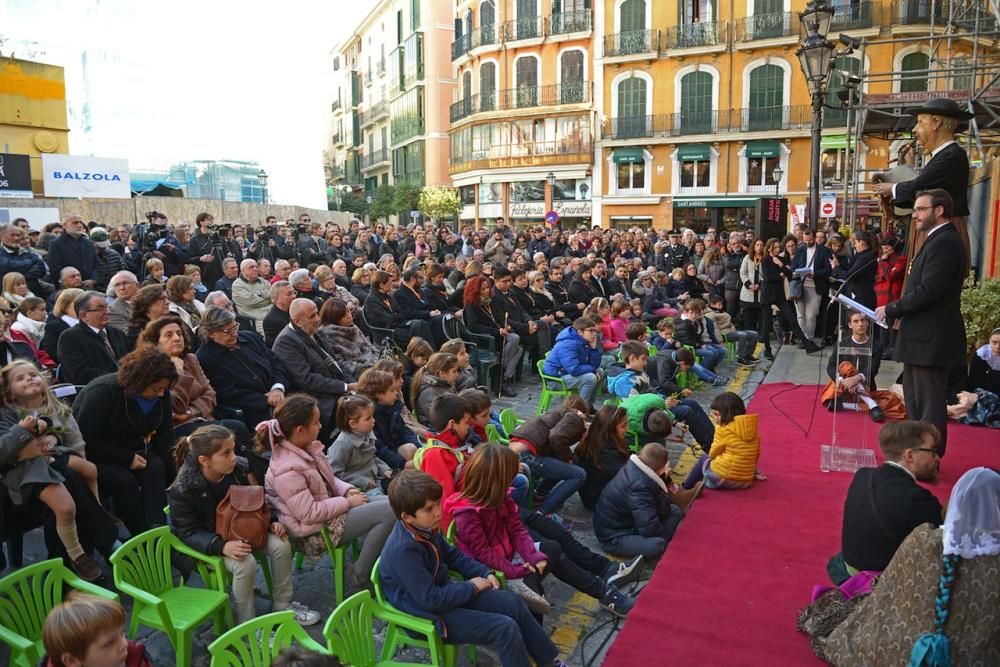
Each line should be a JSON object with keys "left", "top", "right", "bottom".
{"left": 126, "top": 284, "right": 171, "bottom": 350}
{"left": 72, "top": 347, "right": 179, "bottom": 536}
{"left": 166, "top": 274, "right": 206, "bottom": 331}
{"left": 317, "top": 298, "right": 378, "bottom": 382}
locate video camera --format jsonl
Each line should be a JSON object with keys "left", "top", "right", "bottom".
{"left": 139, "top": 211, "right": 169, "bottom": 252}
{"left": 209, "top": 223, "right": 233, "bottom": 247}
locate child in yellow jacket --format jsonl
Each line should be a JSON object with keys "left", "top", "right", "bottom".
{"left": 681, "top": 392, "right": 763, "bottom": 491}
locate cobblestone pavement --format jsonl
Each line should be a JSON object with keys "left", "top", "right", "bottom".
{"left": 4, "top": 343, "right": 837, "bottom": 667}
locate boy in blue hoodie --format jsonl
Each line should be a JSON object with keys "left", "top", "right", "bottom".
{"left": 543, "top": 316, "right": 603, "bottom": 406}
{"left": 381, "top": 470, "right": 567, "bottom": 667}
{"left": 608, "top": 341, "right": 655, "bottom": 398}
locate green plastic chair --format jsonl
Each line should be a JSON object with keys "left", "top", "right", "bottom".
{"left": 0, "top": 559, "right": 119, "bottom": 667}
{"left": 110, "top": 526, "right": 232, "bottom": 667}
{"left": 499, "top": 407, "right": 524, "bottom": 437}
{"left": 366, "top": 559, "right": 460, "bottom": 666}
{"left": 725, "top": 340, "right": 737, "bottom": 363}
{"left": 625, "top": 429, "right": 641, "bottom": 452}
{"left": 485, "top": 422, "right": 507, "bottom": 445}
{"left": 536, "top": 359, "right": 578, "bottom": 414}
{"left": 292, "top": 529, "right": 360, "bottom": 606}
{"left": 208, "top": 610, "right": 328, "bottom": 666}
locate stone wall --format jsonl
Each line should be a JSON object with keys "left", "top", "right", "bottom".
{"left": 0, "top": 196, "right": 353, "bottom": 229}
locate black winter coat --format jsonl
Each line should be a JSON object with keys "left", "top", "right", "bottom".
{"left": 39, "top": 315, "right": 70, "bottom": 365}
{"left": 197, "top": 330, "right": 289, "bottom": 428}
{"left": 373, "top": 400, "right": 420, "bottom": 469}
{"left": 759, "top": 256, "right": 793, "bottom": 306}
{"left": 832, "top": 248, "right": 878, "bottom": 310}
{"left": 593, "top": 457, "right": 672, "bottom": 545}
{"left": 393, "top": 285, "right": 434, "bottom": 320}
{"left": 568, "top": 278, "right": 598, "bottom": 306}
{"left": 575, "top": 445, "right": 629, "bottom": 512}
{"left": 46, "top": 234, "right": 97, "bottom": 284}
{"left": 57, "top": 323, "right": 129, "bottom": 386}
{"left": 364, "top": 290, "right": 406, "bottom": 329}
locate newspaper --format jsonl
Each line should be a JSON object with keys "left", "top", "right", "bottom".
{"left": 833, "top": 294, "right": 889, "bottom": 329}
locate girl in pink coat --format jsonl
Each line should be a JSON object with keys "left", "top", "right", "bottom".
{"left": 262, "top": 393, "right": 395, "bottom": 587}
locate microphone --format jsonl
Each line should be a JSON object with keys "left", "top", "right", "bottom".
{"left": 831, "top": 250, "right": 879, "bottom": 302}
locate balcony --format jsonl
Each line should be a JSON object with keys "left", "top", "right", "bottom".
{"left": 327, "top": 164, "right": 343, "bottom": 180}
{"left": 362, "top": 148, "right": 390, "bottom": 171}
{"left": 392, "top": 117, "right": 425, "bottom": 144}
{"left": 377, "top": 57, "right": 386, "bottom": 76}
{"left": 550, "top": 9, "right": 591, "bottom": 35}
{"left": 607, "top": 106, "right": 812, "bottom": 140}
{"left": 831, "top": 1, "right": 879, "bottom": 31}
{"left": 736, "top": 12, "right": 799, "bottom": 42}
{"left": 452, "top": 33, "right": 471, "bottom": 60}
{"left": 395, "top": 169, "right": 425, "bottom": 187}
{"left": 450, "top": 140, "right": 593, "bottom": 174}
{"left": 894, "top": 0, "right": 947, "bottom": 25}
{"left": 331, "top": 99, "right": 342, "bottom": 113}
{"left": 450, "top": 82, "right": 592, "bottom": 122}
{"left": 502, "top": 16, "right": 546, "bottom": 42}
{"left": 332, "top": 131, "right": 344, "bottom": 146}
{"left": 603, "top": 29, "right": 660, "bottom": 58}
{"left": 453, "top": 24, "right": 500, "bottom": 61}
{"left": 360, "top": 100, "right": 387, "bottom": 127}
{"left": 663, "top": 21, "right": 724, "bottom": 49}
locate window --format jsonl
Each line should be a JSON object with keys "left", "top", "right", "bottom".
{"left": 748, "top": 0, "right": 786, "bottom": 39}
{"left": 682, "top": 0, "right": 714, "bottom": 23}
{"left": 680, "top": 70, "right": 713, "bottom": 134}
{"left": 459, "top": 185, "right": 476, "bottom": 205}
{"left": 560, "top": 50, "right": 585, "bottom": 103}
{"left": 746, "top": 155, "right": 780, "bottom": 188}
{"left": 410, "top": 0, "right": 420, "bottom": 31}
{"left": 826, "top": 56, "right": 861, "bottom": 127}
{"left": 616, "top": 76, "right": 648, "bottom": 138}
{"left": 901, "top": 52, "right": 929, "bottom": 92}
{"left": 952, "top": 56, "right": 972, "bottom": 91}
{"left": 515, "top": 56, "right": 539, "bottom": 107}
{"left": 617, "top": 162, "right": 646, "bottom": 192}
{"left": 516, "top": 0, "right": 539, "bottom": 39}
{"left": 480, "top": 61, "right": 497, "bottom": 110}
{"left": 620, "top": 0, "right": 646, "bottom": 31}
{"left": 480, "top": 1, "right": 496, "bottom": 44}
{"left": 747, "top": 64, "right": 784, "bottom": 130}
{"left": 680, "top": 160, "right": 710, "bottom": 188}
{"left": 821, "top": 148, "right": 854, "bottom": 187}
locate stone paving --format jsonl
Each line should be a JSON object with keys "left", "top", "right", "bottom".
{"left": 1, "top": 340, "right": 886, "bottom": 666}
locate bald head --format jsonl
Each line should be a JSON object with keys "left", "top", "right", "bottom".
{"left": 289, "top": 298, "right": 320, "bottom": 335}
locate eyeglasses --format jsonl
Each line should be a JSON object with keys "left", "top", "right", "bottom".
{"left": 912, "top": 206, "right": 937, "bottom": 213}
{"left": 219, "top": 324, "right": 239, "bottom": 335}
{"left": 911, "top": 447, "right": 940, "bottom": 456}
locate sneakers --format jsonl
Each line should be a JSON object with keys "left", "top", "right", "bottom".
{"left": 599, "top": 584, "right": 637, "bottom": 618}
{"left": 763, "top": 349, "right": 774, "bottom": 360}
{"left": 70, "top": 553, "right": 103, "bottom": 582}
{"left": 671, "top": 481, "right": 704, "bottom": 514}
{"left": 604, "top": 554, "right": 644, "bottom": 589}
{"left": 509, "top": 579, "right": 551, "bottom": 615}
{"left": 803, "top": 339, "right": 821, "bottom": 354}
{"left": 544, "top": 512, "right": 573, "bottom": 532}
{"left": 711, "top": 375, "right": 729, "bottom": 387}
{"left": 289, "top": 601, "right": 321, "bottom": 627}
{"left": 736, "top": 356, "right": 756, "bottom": 367}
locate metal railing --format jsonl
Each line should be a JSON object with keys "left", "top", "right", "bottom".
{"left": 604, "top": 29, "right": 660, "bottom": 57}
{"left": 332, "top": 131, "right": 343, "bottom": 145}
{"left": 362, "top": 148, "right": 389, "bottom": 170}
{"left": 736, "top": 12, "right": 799, "bottom": 41}
{"left": 550, "top": 9, "right": 591, "bottom": 35}
{"left": 663, "top": 21, "right": 724, "bottom": 49}
{"left": 331, "top": 99, "right": 342, "bottom": 113}
{"left": 831, "top": 1, "right": 879, "bottom": 31}
{"left": 450, "top": 82, "right": 592, "bottom": 122}
{"left": 361, "top": 100, "right": 386, "bottom": 127}
{"left": 894, "top": 0, "right": 947, "bottom": 25}
{"left": 450, "top": 141, "right": 593, "bottom": 172}
{"left": 452, "top": 33, "right": 471, "bottom": 60}
{"left": 391, "top": 117, "right": 425, "bottom": 144}
{"left": 607, "top": 106, "right": 813, "bottom": 139}
{"left": 376, "top": 57, "right": 386, "bottom": 76}
{"left": 502, "top": 16, "right": 546, "bottom": 41}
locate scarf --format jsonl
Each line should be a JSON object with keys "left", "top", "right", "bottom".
{"left": 976, "top": 344, "right": 1000, "bottom": 372}
{"left": 12, "top": 312, "right": 46, "bottom": 344}
{"left": 530, "top": 285, "right": 554, "bottom": 302}
{"left": 480, "top": 296, "right": 492, "bottom": 307}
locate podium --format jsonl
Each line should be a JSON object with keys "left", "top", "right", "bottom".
{"left": 820, "top": 294, "right": 889, "bottom": 473}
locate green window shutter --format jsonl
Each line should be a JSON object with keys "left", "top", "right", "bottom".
{"left": 620, "top": 0, "right": 646, "bottom": 32}
{"left": 755, "top": 0, "right": 782, "bottom": 14}
{"left": 901, "top": 52, "right": 929, "bottom": 93}
{"left": 680, "top": 71, "right": 713, "bottom": 134}
{"left": 748, "top": 64, "right": 784, "bottom": 130}
{"left": 616, "top": 77, "right": 647, "bottom": 139}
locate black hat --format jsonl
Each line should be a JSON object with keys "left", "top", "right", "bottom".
{"left": 907, "top": 98, "right": 974, "bottom": 131}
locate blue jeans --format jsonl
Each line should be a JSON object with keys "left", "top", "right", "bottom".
{"left": 510, "top": 473, "right": 530, "bottom": 506}
{"left": 669, "top": 399, "right": 716, "bottom": 451}
{"left": 561, "top": 372, "right": 599, "bottom": 404}
{"left": 519, "top": 453, "right": 586, "bottom": 515}
{"left": 695, "top": 344, "right": 727, "bottom": 371}
{"left": 690, "top": 362, "right": 718, "bottom": 383}
{"left": 600, "top": 505, "right": 683, "bottom": 559}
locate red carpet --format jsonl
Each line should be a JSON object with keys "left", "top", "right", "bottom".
{"left": 605, "top": 383, "right": 1000, "bottom": 666}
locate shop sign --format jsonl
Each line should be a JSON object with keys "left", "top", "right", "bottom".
{"left": 553, "top": 200, "right": 592, "bottom": 217}
{"left": 0, "top": 153, "right": 33, "bottom": 198}
{"left": 510, "top": 202, "right": 546, "bottom": 218}
{"left": 42, "top": 155, "right": 131, "bottom": 199}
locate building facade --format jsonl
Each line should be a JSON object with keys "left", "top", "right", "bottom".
{"left": 326, "top": 0, "right": 456, "bottom": 206}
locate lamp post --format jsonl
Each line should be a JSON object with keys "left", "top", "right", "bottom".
{"left": 796, "top": 0, "right": 835, "bottom": 230}
{"left": 366, "top": 193, "right": 373, "bottom": 227}
{"left": 256, "top": 169, "right": 268, "bottom": 205}
{"left": 772, "top": 165, "right": 784, "bottom": 199}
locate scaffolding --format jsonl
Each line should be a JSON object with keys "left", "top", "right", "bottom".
{"left": 837, "top": 0, "right": 1000, "bottom": 236}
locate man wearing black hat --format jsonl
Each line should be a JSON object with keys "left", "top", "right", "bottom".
{"left": 663, "top": 230, "right": 690, "bottom": 271}
{"left": 872, "top": 98, "right": 973, "bottom": 271}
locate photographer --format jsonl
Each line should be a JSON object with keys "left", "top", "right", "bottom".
{"left": 245, "top": 216, "right": 295, "bottom": 264}
{"left": 188, "top": 213, "right": 243, "bottom": 288}
{"left": 146, "top": 212, "right": 189, "bottom": 277}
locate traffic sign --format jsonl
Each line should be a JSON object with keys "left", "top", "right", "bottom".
{"left": 545, "top": 210, "right": 560, "bottom": 225}
{"left": 820, "top": 192, "right": 837, "bottom": 218}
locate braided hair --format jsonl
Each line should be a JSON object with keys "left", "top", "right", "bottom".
{"left": 909, "top": 553, "right": 961, "bottom": 666}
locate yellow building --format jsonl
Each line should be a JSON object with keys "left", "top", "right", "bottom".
{"left": 448, "top": 0, "right": 597, "bottom": 228}
{"left": 326, "top": 0, "right": 456, "bottom": 204}
{"left": 0, "top": 56, "right": 70, "bottom": 194}
{"left": 593, "top": 0, "right": 991, "bottom": 232}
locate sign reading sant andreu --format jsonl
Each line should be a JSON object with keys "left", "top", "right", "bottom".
{"left": 0, "top": 153, "right": 33, "bottom": 199}
{"left": 41, "top": 154, "right": 131, "bottom": 199}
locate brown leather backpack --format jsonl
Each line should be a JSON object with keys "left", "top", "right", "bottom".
{"left": 215, "top": 485, "right": 269, "bottom": 550}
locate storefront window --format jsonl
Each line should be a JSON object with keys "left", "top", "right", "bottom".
{"left": 459, "top": 185, "right": 476, "bottom": 205}
{"left": 617, "top": 162, "right": 646, "bottom": 191}
{"left": 511, "top": 180, "right": 546, "bottom": 202}
{"left": 680, "top": 160, "right": 710, "bottom": 188}
{"left": 746, "top": 156, "right": 779, "bottom": 188}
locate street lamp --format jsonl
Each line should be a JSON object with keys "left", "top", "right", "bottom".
{"left": 546, "top": 172, "right": 555, "bottom": 187}
{"left": 796, "top": 0, "right": 835, "bottom": 229}
{"left": 256, "top": 169, "right": 268, "bottom": 204}
{"left": 772, "top": 165, "right": 784, "bottom": 199}
{"left": 366, "top": 193, "right": 373, "bottom": 226}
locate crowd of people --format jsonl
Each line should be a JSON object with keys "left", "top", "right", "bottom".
{"left": 0, "top": 206, "right": 996, "bottom": 667}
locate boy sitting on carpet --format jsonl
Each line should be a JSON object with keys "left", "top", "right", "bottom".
{"left": 593, "top": 443, "right": 696, "bottom": 560}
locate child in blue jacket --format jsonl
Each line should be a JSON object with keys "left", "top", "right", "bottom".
{"left": 542, "top": 316, "right": 603, "bottom": 405}
{"left": 358, "top": 368, "right": 420, "bottom": 470}
{"left": 381, "top": 470, "right": 567, "bottom": 667}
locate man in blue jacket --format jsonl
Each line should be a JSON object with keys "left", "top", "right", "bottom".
{"left": 542, "top": 316, "right": 603, "bottom": 406}
{"left": 381, "top": 470, "right": 565, "bottom": 667}
{"left": 0, "top": 223, "right": 48, "bottom": 295}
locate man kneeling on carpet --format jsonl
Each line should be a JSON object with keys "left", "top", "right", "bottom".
{"left": 593, "top": 443, "right": 698, "bottom": 560}
{"left": 829, "top": 420, "right": 943, "bottom": 583}
{"left": 681, "top": 392, "right": 763, "bottom": 492}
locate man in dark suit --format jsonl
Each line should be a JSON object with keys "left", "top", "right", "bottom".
{"left": 792, "top": 228, "right": 833, "bottom": 344}
{"left": 492, "top": 266, "right": 550, "bottom": 367}
{"left": 272, "top": 298, "right": 355, "bottom": 441}
{"left": 57, "top": 291, "right": 129, "bottom": 385}
{"left": 296, "top": 220, "right": 328, "bottom": 266}
{"left": 876, "top": 189, "right": 965, "bottom": 456}
{"left": 46, "top": 215, "right": 98, "bottom": 288}
{"left": 607, "top": 264, "right": 634, "bottom": 300}
{"left": 394, "top": 267, "right": 444, "bottom": 347}
{"left": 839, "top": 421, "right": 943, "bottom": 573}
{"left": 197, "top": 306, "right": 289, "bottom": 430}
{"left": 262, "top": 281, "right": 295, "bottom": 347}
{"left": 873, "top": 98, "right": 973, "bottom": 272}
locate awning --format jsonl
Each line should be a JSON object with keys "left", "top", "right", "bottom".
{"left": 745, "top": 140, "right": 780, "bottom": 158}
{"left": 677, "top": 144, "right": 711, "bottom": 161}
{"left": 674, "top": 198, "right": 758, "bottom": 209}
{"left": 613, "top": 147, "right": 645, "bottom": 164}
{"left": 821, "top": 135, "right": 849, "bottom": 150}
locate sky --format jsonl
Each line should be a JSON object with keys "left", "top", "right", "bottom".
{"left": 0, "top": 0, "right": 372, "bottom": 208}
